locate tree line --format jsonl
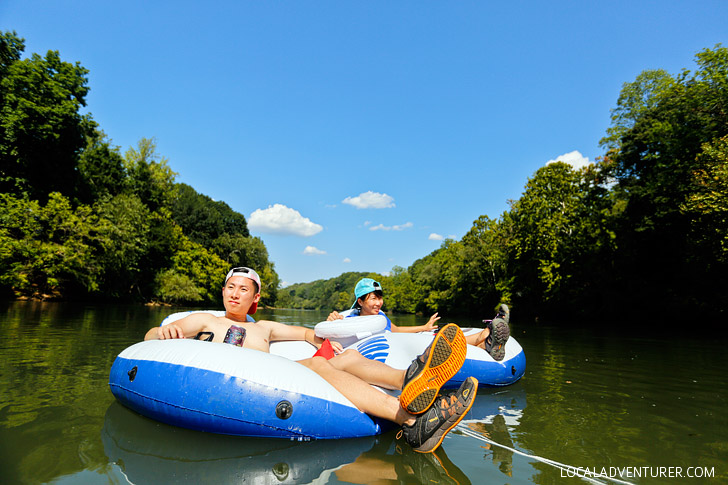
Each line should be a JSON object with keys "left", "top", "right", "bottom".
{"left": 2, "top": 30, "right": 725, "bottom": 324}
{"left": 281, "top": 45, "right": 728, "bottom": 324}
{"left": 0, "top": 31, "right": 279, "bottom": 305}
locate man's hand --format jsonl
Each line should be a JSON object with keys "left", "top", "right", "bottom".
{"left": 154, "top": 324, "right": 185, "bottom": 340}
{"left": 326, "top": 311, "right": 344, "bottom": 321}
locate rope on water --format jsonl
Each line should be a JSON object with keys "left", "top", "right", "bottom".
{"left": 455, "top": 424, "right": 635, "bottom": 485}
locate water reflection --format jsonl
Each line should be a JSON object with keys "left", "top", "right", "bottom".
{"left": 101, "top": 402, "right": 473, "bottom": 484}
{"left": 458, "top": 386, "right": 527, "bottom": 480}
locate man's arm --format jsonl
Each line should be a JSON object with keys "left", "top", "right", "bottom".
{"left": 267, "top": 320, "right": 322, "bottom": 345}
{"left": 144, "top": 314, "right": 211, "bottom": 340}
{"left": 267, "top": 320, "right": 345, "bottom": 353}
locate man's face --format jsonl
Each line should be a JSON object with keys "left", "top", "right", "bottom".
{"left": 358, "top": 292, "right": 383, "bottom": 316}
{"left": 222, "top": 275, "right": 260, "bottom": 316}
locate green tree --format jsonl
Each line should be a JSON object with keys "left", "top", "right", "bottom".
{"left": 600, "top": 45, "right": 728, "bottom": 319}
{"left": 0, "top": 31, "right": 95, "bottom": 201}
{"left": 680, "top": 135, "right": 728, "bottom": 313}
{"left": 383, "top": 266, "right": 420, "bottom": 314}
{"left": 124, "top": 138, "right": 177, "bottom": 212}
{"left": 0, "top": 193, "right": 105, "bottom": 298}
{"left": 458, "top": 215, "right": 513, "bottom": 314}
{"left": 171, "top": 183, "right": 249, "bottom": 248}
{"left": 76, "top": 131, "right": 126, "bottom": 204}
{"left": 156, "top": 234, "right": 228, "bottom": 304}
{"left": 508, "top": 162, "right": 616, "bottom": 318}
{"left": 94, "top": 193, "right": 151, "bottom": 298}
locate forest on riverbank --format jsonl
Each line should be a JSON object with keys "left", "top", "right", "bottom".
{"left": 280, "top": 45, "right": 728, "bottom": 323}
{"left": 2, "top": 31, "right": 726, "bottom": 323}
{"left": 0, "top": 31, "right": 279, "bottom": 306}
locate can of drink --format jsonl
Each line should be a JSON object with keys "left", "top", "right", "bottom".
{"left": 223, "top": 325, "right": 246, "bottom": 346}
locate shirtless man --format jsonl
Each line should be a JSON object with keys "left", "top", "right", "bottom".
{"left": 145, "top": 267, "right": 478, "bottom": 453}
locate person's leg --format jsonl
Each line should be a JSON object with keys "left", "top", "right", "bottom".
{"left": 401, "top": 377, "right": 479, "bottom": 453}
{"left": 470, "top": 304, "right": 511, "bottom": 361}
{"left": 297, "top": 357, "right": 479, "bottom": 453}
{"left": 467, "top": 328, "right": 490, "bottom": 348}
{"left": 298, "top": 356, "right": 412, "bottom": 423}
{"left": 323, "top": 323, "right": 469, "bottom": 414}
{"left": 326, "top": 349, "right": 405, "bottom": 390}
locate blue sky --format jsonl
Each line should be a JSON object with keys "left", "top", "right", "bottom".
{"left": 2, "top": 1, "right": 726, "bottom": 286}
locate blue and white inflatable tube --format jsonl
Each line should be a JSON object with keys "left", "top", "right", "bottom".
{"left": 109, "top": 339, "right": 393, "bottom": 439}
{"left": 313, "top": 315, "right": 526, "bottom": 387}
{"left": 351, "top": 331, "right": 526, "bottom": 388}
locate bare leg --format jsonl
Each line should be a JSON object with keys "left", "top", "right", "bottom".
{"left": 325, "top": 349, "right": 405, "bottom": 390}
{"left": 467, "top": 328, "right": 489, "bottom": 349}
{"left": 298, "top": 356, "right": 415, "bottom": 425}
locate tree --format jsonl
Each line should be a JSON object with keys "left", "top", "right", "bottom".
{"left": 0, "top": 31, "right": 95, "bottom": 201}
{"left": 172, "top": 183, "right": 249, "bottom": 248}
{"left": 599, "top": 45, "right": 728, "bottom": 319}
{"left": 155, "top": 235, "right": 228, "bottom": 305}
{"left": 123, "top": 138, "right": 177, "bottom": 212}
{"left": 76, "top": 131, "right": 126, "bottom": 204}
{"left": 93, "top": 193, "right": 151, "bottom": 298}
{"left": 508, "top": 162, "right": 616, "bottom": 318}
{"left": 0, "top": 193, "right": 106, "bottom": 298}
{"left": 680, "top": 135, "right": 728, "bottom": 314}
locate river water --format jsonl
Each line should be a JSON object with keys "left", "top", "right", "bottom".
{"left": 0, "top": 301, "right": 725, "bottom": 484}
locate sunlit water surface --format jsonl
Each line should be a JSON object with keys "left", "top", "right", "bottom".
{"left": 0, "top": 302, "right": 725, "bottom": 484}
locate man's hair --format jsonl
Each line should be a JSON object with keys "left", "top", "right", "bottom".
{"left": 224, "top": 267, "right": 261, "bottom": 294}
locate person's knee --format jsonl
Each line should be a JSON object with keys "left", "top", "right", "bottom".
{"left": 340, "top": 349, "right": 364, "bottom": 364}
{"left": 307, "top": 355, "right": 332, "bottom": 372}
{"left": 329, "top": 349, "right": 363, "bottom": 369}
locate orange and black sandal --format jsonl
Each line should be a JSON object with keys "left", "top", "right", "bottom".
{"left": 399, "top": 323, "right": 467, "bottom": 414}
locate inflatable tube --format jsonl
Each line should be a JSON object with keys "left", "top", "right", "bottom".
{"left": 350, "top": 332, "right": 526, "bottom": 388}
{"left": 314, "top": 314, "right": 388, "bottom": 340}
{"left": 109, "top": 339, "right": 394, "bottom": 439}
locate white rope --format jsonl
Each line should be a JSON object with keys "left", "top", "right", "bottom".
{"left": 455, "top": 425, "right": 635, "bottom": 485}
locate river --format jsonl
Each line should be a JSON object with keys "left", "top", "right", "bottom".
{"left": 0, "top": 301, "right": 725, "bottom": 484}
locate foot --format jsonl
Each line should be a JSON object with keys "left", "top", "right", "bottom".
{"left": 495, "top": 303, "right": 510, "bottom": 324}
{"left": 400, "top": 376, "right": 478, "bottom": 453}
{"left": 400, "top": 323, "right": 467, "bottom": 414}
{"left": 484, "top": 317, "right": 510, "bottom": 361}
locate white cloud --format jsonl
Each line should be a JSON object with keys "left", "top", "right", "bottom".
{"left": 303, "top": 245, "right": 326, "bottom": 255}
{"left": 546, "top": 150, "right": 591, "bottom": 169}
{"left": 249, "top": 204, "right": 323, "bottom": 237}
{"left": 370, "top": 222, "right": 413, "bottom": 231}
{"left": 429, "top": 233, "right": 444, "bottom": 241}
{"left": 343, "top": 257, "right": 351, "bottom": 263}
{"left": 343, "top": 191, "right": 395, "bottom": 209}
